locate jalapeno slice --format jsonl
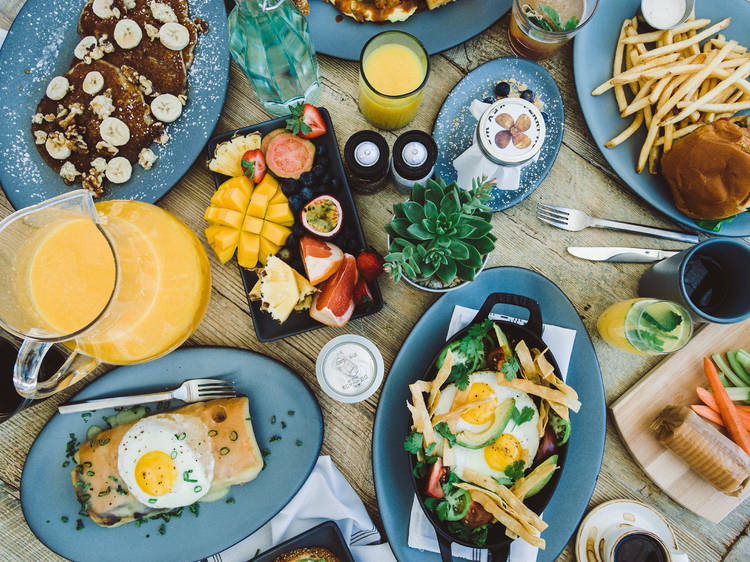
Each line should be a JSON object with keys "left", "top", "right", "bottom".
{"left": 444, "top": 488, "right": 471, "bottom": 521}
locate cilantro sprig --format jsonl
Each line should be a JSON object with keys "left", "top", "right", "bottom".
{"left": 501, "top": 355, "right": 520, "bottom": 381}
{"left": 434, "top": 422, "right": 457, "bottom": 447}
{"left": 511, "top": 405, "right": 535, "bottom": 426}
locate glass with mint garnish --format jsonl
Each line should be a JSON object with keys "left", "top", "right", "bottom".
{"left": 508, "top": 0, "right": 600, "bottom": 61}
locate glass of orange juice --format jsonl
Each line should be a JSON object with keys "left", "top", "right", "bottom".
{"left": 358, "top": 31, "right": 430, "bottom": 130}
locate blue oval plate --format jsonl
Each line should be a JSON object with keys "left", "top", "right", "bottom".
{"left": 433, "top": 57, "right": 565, "bottom": 212}
{"left": 573, "top": 0, "right": 750, "bottom": 237}
{"left": 308, "top": 0, "right": 511, "bottom": 60}
{"left": 0, "top": 0, "right": 229, "bottom": 210}
{"left": 20, "top": 347, "right": 323, "bottom": 562}
{"left": 372, "top": 266, "right": 605, "bottom": 561}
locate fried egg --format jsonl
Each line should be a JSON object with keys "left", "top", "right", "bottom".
{"left": 117, "top": 413, "right": 214, "bottom": 509}
{"left": 434, "top": 371, "right": 540, "bottom": 480}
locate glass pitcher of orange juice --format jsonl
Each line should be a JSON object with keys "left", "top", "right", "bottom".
{"left": 0, "top": 191, "right": 211, "bottom": 399}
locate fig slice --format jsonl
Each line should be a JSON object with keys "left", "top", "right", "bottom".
{"left": 495, "top": 130, "right": 512, "bottom": 149}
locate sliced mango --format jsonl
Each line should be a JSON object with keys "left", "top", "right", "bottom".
{"left": 265, "top": 203, "right": 294, "bottom": 227}
{"left": 211, "top": 186, "right": 251, "bottom": 213}
{"left": 261, "top": 221, "right": 292, "bottom": 247}
{"left": 205, "top": 207, "right": 244, "bottom": 230}
{"left": 247, "top": 192, "right": 270, "bottom": 219}
{"left": 242, "top": 214, "right": 264, "bottom": 235}
{"left": 218, "top": 175, "right": 253, "bottom": 195}
{"left": 237, "top": 232, "right": 260, "bottom": 269}
{"left": 205, "top": 225, "right": 240, "bottom": 252}
{"left": 254, "top": 174, "right": 279, "bottom": 199}
{"left": 259, "top": 236, "right": 281, "bottom": 266}
{"left": 269, "top": 189, "right": 288, "bottom": 205}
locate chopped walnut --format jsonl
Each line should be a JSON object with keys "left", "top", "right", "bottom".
{"left": 56, "top": 104, "right": 68, "bottom": 120}
{"left": 59, "top": 162, "right": 81, "bottom": 185}
{"left": 177, "top": 94, "right": 187, "bottom": 106}
{"left": 194, "top": 18, "right": 208, "bottom": 34}
{"left": 138, "top": 147, "right": 158, "bottom": 170}
{"left": 155, "top": 132, "right": 169, "bottom": 145}
{"left": 138, "top": 75, "right": 154, "bottom": 96}
{"left": 70, "top": 135, "right": 89, "bottom": 155}
{"left": 59, "top": 103, "right": 83, "bottom": 129}
{"left": 82, "top": 168, "right": 105, "bottom": 197}
{"left": 101, "top": 39, "right": 115, "bottom": 54}
{"left": 144, "top": 23, "right": 159, "bottom": 40}
{"left": 120, "top": 64, "right": 139, "bottom": 85}
{"left": 91, "top": 157, "right": 107, "bottom": 172}
{"left": 43, "top": 113, "right": 56, "bottom": 122}
{"left": 33, "top": 130, "right": 48, "bottom": 145}
{"left": 32, "top": 113, "right": 44, "bottom": 124}
{"left": 90, "top": 94, "right": 115, "bottom": 120}
{"left": 96, "top": 140, "right": 119, "bottom": 156}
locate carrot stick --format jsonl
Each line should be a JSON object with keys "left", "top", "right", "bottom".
{"left": 704, "top": 357, "right": 750, "bottom": 455}
{"left": 695, "top": 386, "right": 750, "bottom": 414}
{"left": 691, "top": 404, "right": 750, "bottom": 431}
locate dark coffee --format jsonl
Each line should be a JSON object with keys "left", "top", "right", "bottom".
{"left": 683, "top": 254, "right": 728, "bottom": 315}
{"left": 0, "top": 337, "right": 25, "bottom": 418}
{"left": 613, "top": 532, "right": 667, "bottom": 562}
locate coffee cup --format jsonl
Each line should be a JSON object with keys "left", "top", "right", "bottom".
{"left": 639, "top": 238, "right": 750, "bottom": 324}
{"left": 601, "top": 525, "right": 688, "bottom": 562}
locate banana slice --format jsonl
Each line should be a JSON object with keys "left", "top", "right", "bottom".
{"left": 92, "top": 0, "right": 120, "bottom": 19}
{"left": 74, "top": 36, "right": 97, "bottom": 60}
{"left": 45, "top": 76, "right": 70, "bottom": 101}
{"left": 150, "top": 93, "right": 182, "bottom": 123}
{"left": 159, "top": 22, "right": 190, "bottom": 51}
{"left": 105, "top": 157, "right": 133, "bottom": 184}
{"left": 150, "top": 1, "right": 177, "bottom": 23}
{"left": 99, "top": 117, "right": 131, "bottom": 146}
{"left": 45, "top": 136, "right": 71, "bottom": 160}
{"left": 82, "top": 71, "right": 105, "bottom": 95}
{"left": 114, "top": 19, "right": 142, "bottom": 49}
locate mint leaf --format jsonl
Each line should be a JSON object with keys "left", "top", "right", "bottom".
{"left": 563, "top": 15, "right": 579, "bottom": 30}
{"left": 696, "top": 215, "right": 736, "bottom": 232}
{"left": 528, "top": 14, "right": 554, "bottom": 31}
{"left": 435, "top": 422, "right": 457, "bottom": 447}
{"left": 642, "top": 310, "right": 682, "bottom": 332}
{"left": 501, "top": 355, "right": 520, "bottom": 381}
{"left": 504, "top": 460, "right": 525, "bottom": 481}
{"left": 511, "top": 406, "right": 535, "bottom": 426}
{"left": 540, "top": 5, "right": 562, "bottom": 30}
{"left": 404, "top": 431, "right": 423, "bottom": 454}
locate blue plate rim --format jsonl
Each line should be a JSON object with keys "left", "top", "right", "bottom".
{"left": 19, "top": 345, "right": 324, "bottom": 562}
{"left": 432, "top": 56, "right": 565, "bottom": 212}
{"left": 572, "top": 0, "right": 750, "bottom": 237}
{"left": 371, "top": 265, "right": 605, "bottom": 561}
{"left": 0, "top": 0, "right": 230, "bottom": 211}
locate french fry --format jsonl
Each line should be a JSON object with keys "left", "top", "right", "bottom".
{"left": 663, "top": 122, "right": 675, "bottom": 153}
{"left": 648, "top": 145, "right": 659, "bottom": 174}
{"left": 593, "top": 54, "right": 680, "bottom": 95}
{"left": 622, "top": 18, "right": 711, "bottom": 45}
{"left": 679, "top": 100, "right": 750, "bottom": 112}
{"left": 622, "top": 79, "right": 657, "bottom": 116}
{"left": 655, "top": 122, "right": 703, "bottom": 146}
{"left": 613, "top": 20, "right": 629, "bottom": 111}
{"left": 637, "top": 117, "right": 661, "bottom": 174}
{"left": 605, "top": 111, "right": 644, "bottom": 147}
{"left": 635, "top": 18, "right": 731, "bottom": 63}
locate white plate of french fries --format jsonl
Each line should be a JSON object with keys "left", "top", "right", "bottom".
{"left": 573, "top": 0, "right": 750, "bottom": 236}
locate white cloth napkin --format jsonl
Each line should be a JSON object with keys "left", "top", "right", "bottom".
{"left": 453, "top": 99, "right": 540, "bottom": 192}
{"left": 0, "top": 28, "right": 7, "bottom": 49}
{"left": 208, "top": 455, "right": 395, "bottom": 562}
{"left": 407, "top": 305, "right": 577, "bottom": 561}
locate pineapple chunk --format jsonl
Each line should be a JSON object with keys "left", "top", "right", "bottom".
{"left": 208, "top": 133, "right": 262, "bottom": 177}
{"left": 265, "top": 203, "right": 294, "bottom": 227}
{"left": 204, "top": 207, "right": 244, "bottom": 229}
{"left": 242, "top": 214, "right": 264, "bottom": 235}
{"left": 261, "top": 221, "right": 292, "bottom": 247}
{"left": 258, "top": 256, "right": 299, "bottom": 323}
{"left": 259, "top": 236, "right": 281, "bottom": 265}
{"left": 237, "top": 232, "right": 260, "bottom": 269}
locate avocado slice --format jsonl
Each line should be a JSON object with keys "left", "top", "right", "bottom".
{"left": 455, "top": 398, "right": 514, "bottom": 450}
{"left": 493, "top": 325, "right": 514, "bottom": 358}
{"left": 524, "top": 455, "right": 559, "bottom": 498}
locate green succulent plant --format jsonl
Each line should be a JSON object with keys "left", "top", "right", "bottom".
{"left": 385, "top": 177, "right": 497, "bottom": 286}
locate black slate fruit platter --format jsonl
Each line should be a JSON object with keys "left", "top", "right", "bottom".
{"left": 206, "top": 108, "right": 384, "bottom": 342}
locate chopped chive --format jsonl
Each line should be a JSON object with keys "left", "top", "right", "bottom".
{"left": 219, "top": 447, "right": 230, "bottom": 456}
{"left": 280, "top": 421, "right": 286, "bottom": 429}
{"left": 295, "top": 439, "right": 303, "bottom": 447}
{"left": 116, "top": 484, "right": 128, "bottom": 495}
{"left": 89, "top": 439, "right": 95, "bottom": 448}
{"left": 83, "top": 461, "right": 92, "bottom": 468}
{"left": 158, "top": 523, "right": 166, "bottom": 536}
{"left": 269, "top": 435, "right": 281, "bottom": 443}
{"left": 270, "top": 416, "right": 276, "bottom": 424}
{"left": 229, "top": 431, "right": 238, "bottom": 441}
{"left": 287, "top": 410, "right": 295, "bottom": 416}
{"left": 170, "top": 449, "right": 178, "bottom": 459}
{"left": 188, "top": 503, "right": 200, "bottom": 516}
{"left": 81, "top": 413, "right": 91, "bottom": 422}
{"left": 86, "top": 470, "right": 95, "bottom": 477}
{"left": 225, "top": 497, "right": 235, "bottom": 504}
{"left": 62, "top": 460, "right": 70, "bottom": 468}
{"left": 80, "top": 493, "right": 91, "bottom": 501}
{"left": 174, "top": 432, "right": 186, "bottom": 441}
{"left": 208, "top": 429, "right": 218, "bottom": 437}
{"left": 261, "top": 448, "right": 270, "bottom": 457}
{"left": 98, "top": 487, "right": 111, "bottom": 497}
{"left": 61, "top": 516, "right": 69, "bottom": 523}
{"left": 75, "top": 519, "right": 84, "bottom": 530}
{"left": 135, "top": 519, "right": 145, "bottom": 527}
{"left": 108, "top": 476, "right": 118, "bottom": 483}
{"left": 245, "top": 416, "right": 252, "bottom": 421}
{"left": 183, "top": 470, "right": 197, "bottom": 483}
{"left": 98, "top": 438, "right": 110, "bottom": 446}
{"left": 193, "top": 485, "right": 202, "bottom": 493}
{"left": 148, "top": 498, "right": 158, "bottom": 504}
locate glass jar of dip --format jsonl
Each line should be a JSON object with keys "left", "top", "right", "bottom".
{"left": 316, "top": 334, "right": 384, "bottom": 403}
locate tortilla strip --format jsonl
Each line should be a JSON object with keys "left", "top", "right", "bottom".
{"left": 428, "top": 350, "right": 454, "bottom": 416}
{"left": 537, "top": 401, "right": 550, "bottom": 439}
{"left": 461, "top": 469, "right": 547, "bottom": 531}
{"left": 443, "top": 439, "right": 455, "bottom": 466}
{"left": 493, "top": 377, "right": 581, "bottom": 412}
{"left": 463, "top": 490, "right": 545, "bottom": 549}
{"left": 515, "top": 341, "right": 539, "bottom": 383}
{"left": 511, "top": 463, "right": 558, "bottom": 500}
{"left": 408, "top": 382, "right": 435, "bottom": 446}
{"left": 547, "top": 400, "right": 570, "bottom": 422}
{"left": 456, "top": 484, "right": 537, "bottom": 536}
{"left": 432, "top": 398, "right": 497, "bottom": 424}
{"left": 534, "top": 350, "right": 579, "bottom": 401}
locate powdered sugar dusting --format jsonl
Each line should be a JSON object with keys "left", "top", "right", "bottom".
{"left": 0, "top": 0, "right": 229, "bottom": 209}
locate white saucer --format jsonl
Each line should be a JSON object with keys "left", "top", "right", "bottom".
{"left": 575, "top": 499, "right": 680, "bottom": 562}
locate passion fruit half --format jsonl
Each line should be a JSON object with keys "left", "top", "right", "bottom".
{"left": 301, "top": 195, "right": 342, "bottom": 238}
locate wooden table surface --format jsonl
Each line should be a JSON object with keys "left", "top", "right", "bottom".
{"left": 0, "top": 2, "right": 748, "bottom": 561}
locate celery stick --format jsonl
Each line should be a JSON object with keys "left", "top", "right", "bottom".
{"left": 727, "top": 351, "right": 750, "bottom": 386}
{"left": 712, "top": 354, "right": 746, "bottom": 387}
{"left": 725, "top": 386, "right": 750, "bottom": 402}
{"left": 736, "top": 350, "right": 750, "bottom": 373}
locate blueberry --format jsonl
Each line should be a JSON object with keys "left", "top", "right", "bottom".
{"left": 520, "top": 89, "right": 534, "bottom": 102}
{"left": 312, "top": 183, "right": 326, "bottom": 196}
{"left": 316, "top": 144, "right": 327, "bottom": 157}
{"left": 482, "top": 96, "right": 495, "bottom": 104}
{"left": 541, "top": 111, "right": 549, "bottom": 124}
{"left": 288, "top": 194, "right": 304, "bottom": 213}
{"left": 329, "top": 178, "right": 340, "bottom": 191}
{"left": 300, "top": 187, "right": 315, "bottom": 202}
{"left": 312, "top": 164, "right": 326, "bottom": 179}
{"left": 494, "top": 81, "right": 511, "bottom": 97}
{"left": 300, "top": 172, "right": 314, "bottom": 187}
{"left": 279, "top": 178, "right": 300, "bottom": 196}
{"left": 292, "top": 222, "right": 305, "bottom": 237}
{"left": 322, "top": 172, "right": 333, "bottom": 185}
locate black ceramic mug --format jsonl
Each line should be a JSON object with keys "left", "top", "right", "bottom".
{"left": 639, "top": 239, "right": 750, "bottom": 324}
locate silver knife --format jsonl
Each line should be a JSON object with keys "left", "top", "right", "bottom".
{"left": 567, "top": 246, "right": 680, "bottom": 263}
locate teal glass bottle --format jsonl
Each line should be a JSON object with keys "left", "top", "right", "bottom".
{"left": 228, "top": 0, "right": 321, "bottom": 116}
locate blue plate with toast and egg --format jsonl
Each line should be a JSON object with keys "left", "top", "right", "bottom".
{"left": 20, "top": 347, "right": 323, "bottom": 562}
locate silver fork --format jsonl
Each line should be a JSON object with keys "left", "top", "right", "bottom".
{"left": 57, "top": 378, "right": 236, "bottom": 414}
{"left": 537, "top": 203, "right": 699, "bottom": 244}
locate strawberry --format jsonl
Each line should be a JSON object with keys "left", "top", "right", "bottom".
{"left": 286, "top": 103, "right": 326, "bottom": 139}
{"left": 356, "top": 250, "right": 384, "bottom": 282}
{"left": 353, "top": 278, "right": 373, "bottom": 307}
{"left": 241, "top": 149, "right": 266, "bottom": 183}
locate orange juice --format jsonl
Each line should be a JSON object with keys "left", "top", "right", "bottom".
{"left": 359, "top": 32, "right": 428, "bottom": 130}
{"left": 28, "top": 218, "right": 115, "bottom": 335}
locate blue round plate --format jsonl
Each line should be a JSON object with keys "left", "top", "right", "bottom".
{"left": 573, "top": 0, "right": 750, "bottom": 237}
{"left": 21, "top": 347, "right": 323, "bottom": 562}
{"left": 0, "top": 0, "right": 229, "bottom": 210}
{"left": 308, "top": 0, "right": 511, "bottom": 60}
{"left": 372, "top": 266, "right": 605, "bottom": 561}
{"left": 433, "top": 57, "right": 565, "bottom": 212}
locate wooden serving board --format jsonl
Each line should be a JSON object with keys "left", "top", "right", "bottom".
{"left": 611, "top": 319, "right": 750, "bottom": 523}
